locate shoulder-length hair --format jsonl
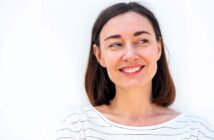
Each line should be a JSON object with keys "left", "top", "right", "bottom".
{"left": 85, "top": 2, "right": 176, "bottom": 107}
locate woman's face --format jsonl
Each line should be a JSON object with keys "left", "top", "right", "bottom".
{"left": 93, "top": 11, "right": 162, "bottom": 90}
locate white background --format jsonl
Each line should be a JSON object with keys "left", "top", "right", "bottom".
{"left": 0, "top": 0, "right": 214, "bottom": 140}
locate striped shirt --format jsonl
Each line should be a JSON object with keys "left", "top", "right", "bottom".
{"left": 57, "top": 106, "right": 214, "bottom": 140}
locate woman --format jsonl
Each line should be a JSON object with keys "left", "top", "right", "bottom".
{"left": 57, "top": 2, "right": 214, "bottom": 140}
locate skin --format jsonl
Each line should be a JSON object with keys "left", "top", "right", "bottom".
{"left": 93, "top": 11, "right": 178, "bottom": 126}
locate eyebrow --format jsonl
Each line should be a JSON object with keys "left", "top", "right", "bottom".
{"left": 134, "top": 31, "right": 151, "bottom": 36}
{"left": 104, "top": 30, "right": 151, "bottom": 41}
{"left": 104, "top": 35, "right": 121, "bottom": 41}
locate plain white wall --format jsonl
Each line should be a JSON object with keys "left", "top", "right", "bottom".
{"left": 0, "top": 0, "right": 214, "bottom": 140}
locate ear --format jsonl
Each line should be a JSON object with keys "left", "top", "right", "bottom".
{"left": 156, "top": 41, "right": 162, "bottom": 61}
{"left": 93, "top": 44, "right": 106, "bottom": 67}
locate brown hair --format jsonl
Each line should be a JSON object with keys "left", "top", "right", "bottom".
{"left": 85, "top": 2, "right": 176, "bottom": 107}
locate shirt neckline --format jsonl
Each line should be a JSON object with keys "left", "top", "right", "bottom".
{"left": 90, "top": 105, "right": 183, "bottom": 130}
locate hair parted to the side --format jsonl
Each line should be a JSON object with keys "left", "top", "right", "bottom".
{"left": 85, "top": 2, "right": 176, "bottom": 107}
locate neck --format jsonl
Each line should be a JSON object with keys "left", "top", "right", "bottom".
{"left": 109, "top": 83, "right": 157, "bottom": 117}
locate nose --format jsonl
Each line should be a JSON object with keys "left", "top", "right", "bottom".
{"left": 122, "top": 44, "right": 139, "bottom": 62}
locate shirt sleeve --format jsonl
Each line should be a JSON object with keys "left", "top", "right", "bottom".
{"left": 197, "top": 117, "right": 214, "bottom": 140}
{"left": 56, "top": 113, "right": 83, "bottom": 140}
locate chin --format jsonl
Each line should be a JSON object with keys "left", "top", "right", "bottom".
{"left": 116, "top": 79, "right": 151, "bottom": 90}
{"left": 118, "top": 83, "right": 145, "bottom": 90}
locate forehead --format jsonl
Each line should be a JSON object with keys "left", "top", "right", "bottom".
{"left": 100, "top": 11, "right": 155, "bottom": 40}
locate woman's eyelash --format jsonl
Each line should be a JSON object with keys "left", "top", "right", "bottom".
{"left": 138, "top": 39, "right": 149, "bottom": 44}
{"left": 108, "top": 39, "right": 148, "bottom": 48}
{"left": 109, "top": 43, "right": 122, "bottom": 47}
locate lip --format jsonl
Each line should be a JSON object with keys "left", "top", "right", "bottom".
{"left": 119, "top": 65, "right": 145, "bottom": 75}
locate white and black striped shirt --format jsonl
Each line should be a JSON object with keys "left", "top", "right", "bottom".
{"left": 57, "top": 106, "right": 214, "bottom": 140}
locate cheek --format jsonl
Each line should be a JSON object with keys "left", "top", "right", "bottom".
{"left": 144, "top": 46, "right": 160, "bottom": 62}
{"left": 142, "top": 47, "right": 159, "bottom": 75}
{"left": 102, "top": 53, "right": 120, "bottom": 81}
{"left": 102, "top": 52, "right": 119, "bottom": 67}
{"left": 104, "top": 57, "right": 118, "bottom": 73}
{"left": 105, "top": 63, "right": 118, "bottom": 85}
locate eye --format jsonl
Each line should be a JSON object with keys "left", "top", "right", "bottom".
{"left": 137, "top": 39, "right": 149, "bottom": 45}
{"left": 108, "top": 42, "right": 122, "bottom": 48}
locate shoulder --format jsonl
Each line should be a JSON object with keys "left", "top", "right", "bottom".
{"left": 61, "top": 106, "right": 95, "bottom": 123}
{"left": 181, "top": 113, "right": 213, "bottom": 127}
{"left": 181, "top": 113, "right": 214, "bottom": 139}
{"left": 56, "top": 106, "right": 96, "bottom": 140}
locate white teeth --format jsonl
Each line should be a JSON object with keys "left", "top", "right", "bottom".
{"left": 122, "top": 66, "right": 142, "bottom": 73}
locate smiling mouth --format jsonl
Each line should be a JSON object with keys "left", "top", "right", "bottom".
{"left": 119, "top": 65, "right": 145, "bottom": 74}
